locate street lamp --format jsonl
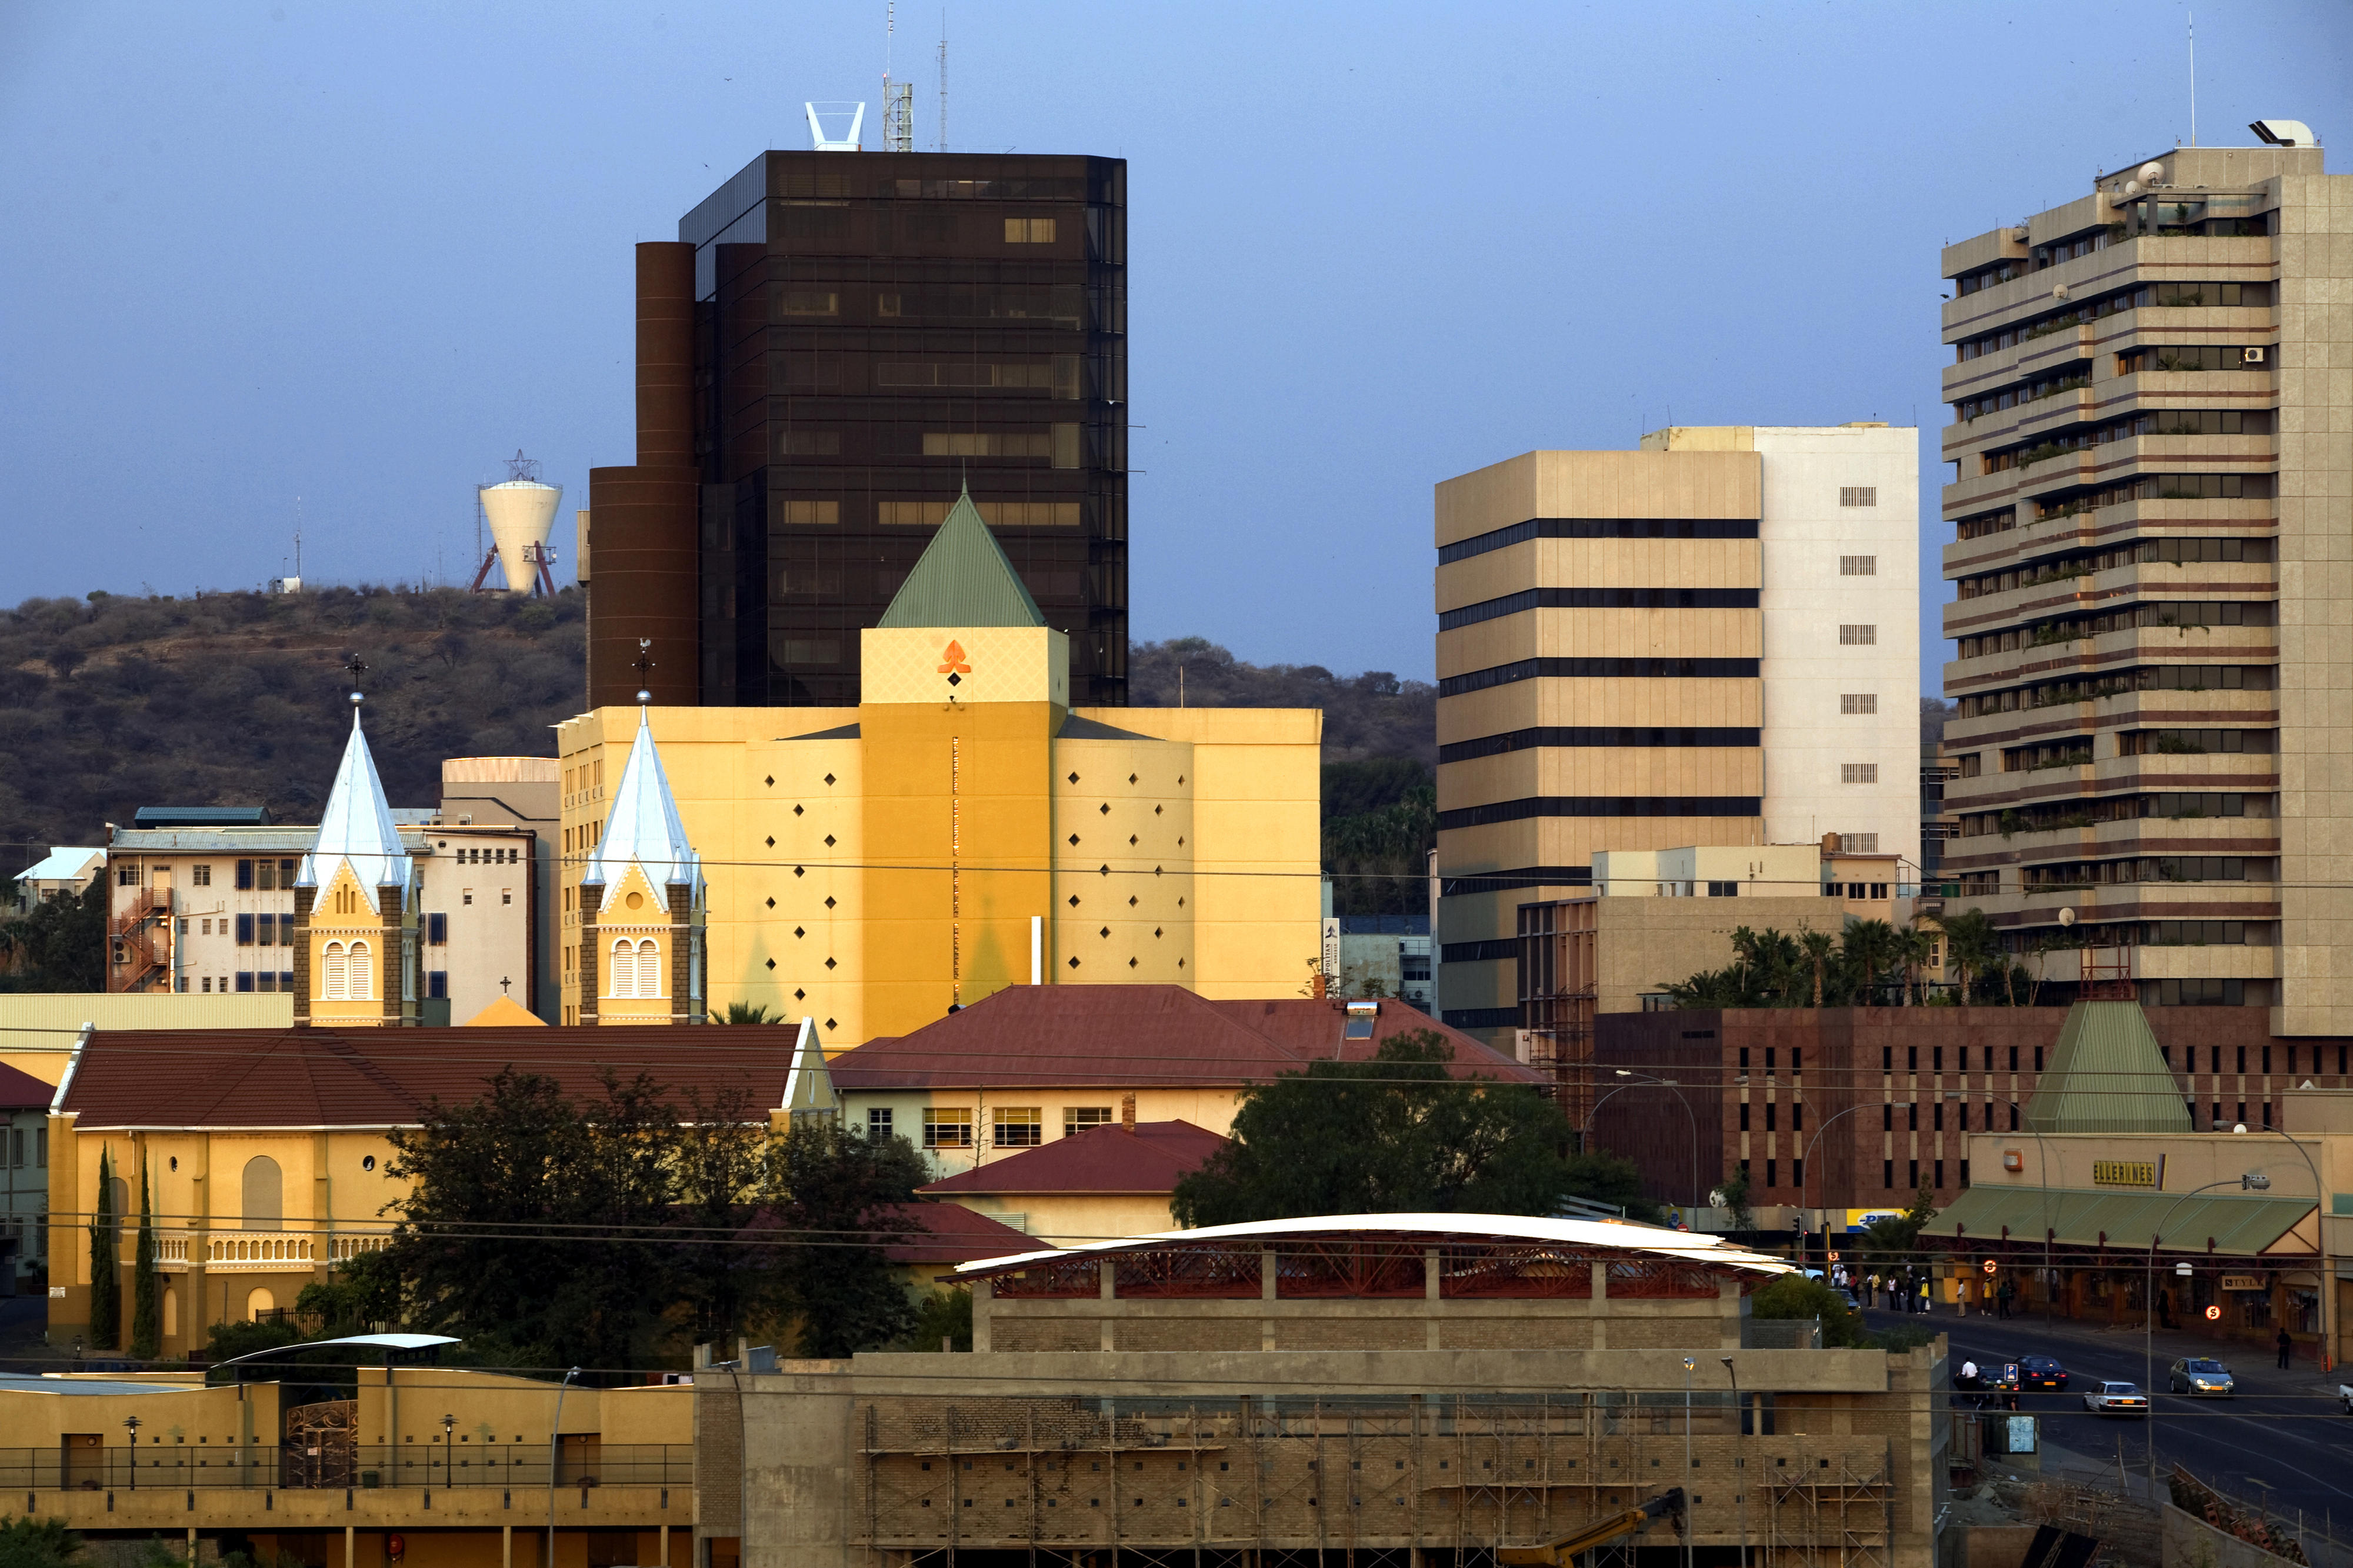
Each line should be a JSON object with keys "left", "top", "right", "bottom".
{"left": 2145, "top": 1175, "right": 2267, "bottom": 1492}
{"left": 1681, "top": 1357, "right": 1697, "bottom": 1568}
{"left": 2245, "top": 1122, "right": 2331, "bottom": 1372}
{"left": 1948, "top": 1093, "right": 2062, "bottom": 1327}
{"left": 122, "top": 1416, "right": 140, "bottom": 1490}
{"left": 1721, "top": 1358, "right": 1746, "bottom": 1568}
{"left": 1797, "top": 1101, "right": 1882, "bottom": 1273}
{"left": 441, "top": 1413, "right": 456, "bottom": 1490}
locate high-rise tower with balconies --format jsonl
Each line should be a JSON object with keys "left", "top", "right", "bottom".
{"left": 1937, "top": 129, "right": 2353, "bottom": 1039}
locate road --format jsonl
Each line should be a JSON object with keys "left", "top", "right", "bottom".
{"left": 1864, "top": 1306, "right": 2353, "bottom": 1537}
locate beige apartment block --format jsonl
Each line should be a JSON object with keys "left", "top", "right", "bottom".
{"left": 1434, "top": 430, "right": 1919, "bottom": 1052}
{"left": 1935, "top": 132, "right": 2353, "bottom": 1039}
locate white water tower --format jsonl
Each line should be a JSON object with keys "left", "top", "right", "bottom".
{"left": 472, "top": 451, "right": 562, "bottom": 595}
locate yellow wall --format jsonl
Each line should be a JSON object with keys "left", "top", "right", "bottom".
{"left": 555, "top": 642, "right": 1320, "bottom": 1043}
{"left": 50, "top": 1119, "right": 409, "bottom": 1355}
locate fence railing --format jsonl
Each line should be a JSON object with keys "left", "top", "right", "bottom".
{"left": 0, "top": 1444, "right": 694, "bottom": 1492}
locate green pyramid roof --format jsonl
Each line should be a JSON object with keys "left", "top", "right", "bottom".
{"left": 2024, "top": 1000, "right": 2192, "bottom": 1135}
{"left": 877, "top": 488, "right": 1045, "bottom": 630}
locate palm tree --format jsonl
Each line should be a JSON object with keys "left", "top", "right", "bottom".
{"left": 1841, "top": 918, "right": 1900, "bottom": 1007}
{"left": 1798, "top": 929, "right": 1834, "bottom": 1009}
{"left": 1894, "top": 924, "right": 1938, "bottom": 1006}
{"left": 1939, "top": 908, "right": 2003, "bottom": 1005}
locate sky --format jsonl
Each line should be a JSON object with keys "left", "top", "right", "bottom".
{"left": 3, "top": 1, "right": 2349, "bottom": 696}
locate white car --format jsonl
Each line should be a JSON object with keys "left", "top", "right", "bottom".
{"left": 2083, "top": 1382, "right": 2149, "bottom": 1416}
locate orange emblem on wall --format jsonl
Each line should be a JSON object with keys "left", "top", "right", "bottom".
{"left": 938, "top": 640, "right": 972, "bottom": 684}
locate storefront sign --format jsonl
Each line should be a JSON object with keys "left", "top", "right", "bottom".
{"left": 2092, "top": 1159, "right": 2158, "bottom": 1188}
{"left": 2219, "top": 1274, "right": 2267, "bottom": 1292}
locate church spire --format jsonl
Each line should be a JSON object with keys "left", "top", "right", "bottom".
{"left": 581, "top": 706, "right": 702, "bottom": 912}
{"left": 297, "top": 696, "right": 413, "bottom": 910}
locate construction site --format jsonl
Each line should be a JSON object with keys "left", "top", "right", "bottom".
{"left": 695, "top": 1217, "right": 1947, "bottom": 1568}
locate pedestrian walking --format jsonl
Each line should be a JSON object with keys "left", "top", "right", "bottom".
{"left": 1997, "top": 1278, "right": 2015, "bottom": 1320}
{"left": 2278, "top": 1327, "right": 2294, "bottom": 1369}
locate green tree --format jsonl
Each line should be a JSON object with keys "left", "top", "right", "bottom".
{"left": 382, "top": 1069, "right": 679, "bottom": 1368}
{"left": 1559, "top": 1149, "right": 1662, "bottom": 1226}
{"left": 1841, "top": 918, "right": 1900, "bottom": 1006}
{"left": 1939, "top": 909, "right": 2003, "bottom": 1005}
{"left": 669, "top": 1089, "right": 778, "bottom": 1347}
{"left": 0, "top": 1517, "right": 85, "bottom": 1568}
{"left": 1714, "top": 1165, "right": 1754, "bottom": 1230}
{"left": 1172, "top": 1031, "right": 1579, "bottom": 1226}
{"left": 87, "top": 1146, "right": 119, "bottom": 1351}
{"left": 1748, "top": 1272, "right": 1867, "bottom": 1347}
{"left": 1798, "top": 929, "right": 1835, "bottom": 1009}
{"left": 293, "top": 1247, "right": 404, "bottom": 1336}
{"left": 0, "top": 879, "right": 106, "bottom": 993}
{"left": 131, "top": 1155, "right": 160, "bottom": 1359}
{"left": 758, "top": 1120, "right": 926, "bottom": 1359}
{"left": 711, "top": 1002, "right": 776, "bottom": 1025}
{"left": 898, "top": 1287, "right": 973, "bottom": 1352}
{"left": 1894, "top": 923, "right": 1938, "bottom": 1006}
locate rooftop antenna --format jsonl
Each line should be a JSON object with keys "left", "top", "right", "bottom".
{"left": 882, "top": 3, "right": 913, "bottom": 152}
{"left": 2187, "top": 11, "right": 2196, "bottom": 146}
{"left": 936, "top": 11, "right": 948, "bottom": 152}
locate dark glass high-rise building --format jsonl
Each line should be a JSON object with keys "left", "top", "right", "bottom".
{"left": 585, "top": 149, "right": 1128, "bottom": 710}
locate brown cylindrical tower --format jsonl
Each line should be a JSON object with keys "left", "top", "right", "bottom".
{"left": 587, "top": 241, "right": 699, "bottom": 708}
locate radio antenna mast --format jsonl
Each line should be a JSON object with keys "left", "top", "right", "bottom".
{"left": 936, "top": 11, "right": 948, "bottom": 152}
{"left": 882, "top": 3, "right": 914, "bottom": 152}
{"left": 2187, "top": 11, "right": 2196, "bottom": 146}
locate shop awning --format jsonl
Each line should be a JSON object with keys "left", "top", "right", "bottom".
{"left": 1923, "top": 1185, "right": 2317, "bottom": 1257}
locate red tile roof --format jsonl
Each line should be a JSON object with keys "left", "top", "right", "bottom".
{"left": 881, "top": 1200, "right": 1039, "bottom": 1264}
{"left": 0, "top": 1062, "right": 54, "bottom": 1110}
{"left": 829, "top": 986, "right": 1538, "bottom": 1090}
{"left": 59, "top": 1026, "right": 805, "bottom": 1128}
{"left": 917, "top": 1120, "right": 1226, "bottom": 1197}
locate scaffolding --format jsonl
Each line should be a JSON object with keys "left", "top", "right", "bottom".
{"left": 855, "top": 1392, "right": 1895, "bottom": 1568}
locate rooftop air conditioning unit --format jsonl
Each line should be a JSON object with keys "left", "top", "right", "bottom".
{"left": 2243, "top": 346, "right": 2268, "bottom": 365}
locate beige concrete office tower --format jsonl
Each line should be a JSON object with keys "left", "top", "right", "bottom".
{"left": 1937, "top": 132, "right": 2353, "bottom": 1040}
{"left": 1433, "top": 426, "right": 1919, "bottom": 1047}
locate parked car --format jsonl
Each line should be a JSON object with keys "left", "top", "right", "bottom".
{"left": 2168, "top": 1357, "right": 2235, "bottom": 1397}
{"left": 2083, "top": 1382, "right": 2149, "bottom": 1416}
{"left": 2019, "top": 1356, "right": 2071, "bottom": 1390}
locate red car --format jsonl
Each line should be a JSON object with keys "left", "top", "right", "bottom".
{"left": 2018, "top": 1356, "right": 2069, "bottom": 1390}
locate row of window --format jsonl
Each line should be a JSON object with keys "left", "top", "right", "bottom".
{"left": 1951, "top": 280, "right": 2271, "bottom": 355}
{"left": 1436, "top": 587, "right": 1759, "bottom": 633}
{"left": 2019, "top": 856, "right": 2271, "bottom": 888}
{"left": 895, "top": 1104, "right": 1119, "bottom": 1149}
{"left": 1977, "top": 409, "right": 2272, "bottom": 473}
{"left": 1435, "top": 658, "right": 1760, "bottom": 696}
{"left": 772, "top": 285, "right": 1089, "bottom": 329}
{"left": 1434, "top": 516, "right": 1760, "bottom": 566}
{"left": 1958, "top": 792, "right": 2272, "bottom": 836}
{"left": 777, "top": 425, "right": 1087, "bottom": 466}
{"left": 2034, "top": 473, "right": 2272, "bottom": 523}
{"left": 1959, "top": 667, "right": 2273, "bottom": 722}
{"left": 1958, "top": 599, "right": 2275, "bottom": 659}
{"left": 1956, "top": 538, "right": 2272, "bottom": 600}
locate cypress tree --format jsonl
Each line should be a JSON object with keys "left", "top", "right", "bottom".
{"left": 87, "top": 1147, "right": 120, "bottom": 1352}
{"left": 131, "top": 1153, "right": 161, "bottom": 1359}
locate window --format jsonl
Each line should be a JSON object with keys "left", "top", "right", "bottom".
{"left": 1839, "top": 487, "right": 1878, "bottom": 508}
{"left": 117, "top": 864, "right": 140, "bottom": 887}
{"left": 1065, "top": 1106, "right": 1113, "bottom": 1138}
{"left": 236, "top": 971, "right": 255, "bottom": 993}
{"left": 255, "top": 859, "right": 277, "bottom": 892}
{"left": 1838, "top": 625, "right": 1877, "bottom": 645}
{"left": 923, "top": 1107, "right": 975, "bottom": 1149}
{"left": 1883, "top": 1159, "right": 1895, "bottom": 1190}
{"left": 608, "top": 938, "right": 661, "bottom": 999}
{"left": 1764, "top": 1160, "right": 1776, "bottom": 1189}
{"left": 1839, "top": 555, "right": 1878, "bottom": 575}
{"left": 201, "top": 976, "right": 211, "bottom": 992}
{"left": 1841, "top": 763, "right": 1879, "bottom": 784}
{"left": 1881, "top": 1103, "right": 1892, "bottom": 1130}
{"left": 235, "top": 859, "right": 254, "bottom": 890}
{"left": 994, "top": 1107, "right": 1044, "bottom": 1148}
{"left": 235, "top": 914, "right": 255, "bottom": 946}
{"left": 1764, "top": 1103, "right": 1775, "bottom": 1132}
{"left": 321, "top": 940, "right": 373, "bottom": 1001}
{"left": 192, "top": 865, "right": 211, "bottom": 887}
{"left": 867, "top": 1108, "right": 894, "bottom": 1139}
{"left": 778, "top": 289, "right": 838, "bottom": 316}
{"left": 779, "top": 500, "right": 840, "bottom": 526}
{"left": 463, "top": 889, "right": 474, "bottom": 906}
{"left": 1740, "top": 1102, "right": 1751, "bottom": 1132}
{"left": 427, "top": 971, "right": 448, "bottom": 999}
{"left": 427, "top": 913, "right": 448, "bottom": 946}
{"left": 242, "top": 1156, "right": 282, "bottom": 1231}
{"left": 1707, "top": 880, "right": 1738, "bottom": 897}
{"left": 1839, "top": 693, "right": 1878, "bottom": 715}
{"left": 1004, "top": 217, "right": 1056, "bottom": 243}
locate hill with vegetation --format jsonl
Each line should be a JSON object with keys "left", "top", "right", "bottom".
{"left": 0, "top": 602, "right": 1441, "bottom": 919}
{"left": 0, "top": 586, "right": 586, "bottom": 860}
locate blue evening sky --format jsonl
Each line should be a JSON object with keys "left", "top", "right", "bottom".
{"left": 2, "top": 1, "right": 2347, "bottom": 696}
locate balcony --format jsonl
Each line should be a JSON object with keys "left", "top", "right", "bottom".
{"left": 152, "top": 1230, "right": 392, "bottom": 1274}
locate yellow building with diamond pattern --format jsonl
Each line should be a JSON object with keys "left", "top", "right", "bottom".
{"left": 557, "top": 492, "right": 1321, "bottom": 1042}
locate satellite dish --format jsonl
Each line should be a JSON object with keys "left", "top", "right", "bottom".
{"left": 2124, "top": 180, "right": 2143, "bottom": 197}
{"left": 2139, "top": 161, "right": 2165, "bottom": 181}
{"left": 2058, "top": 908, "right": 2077, "bottom": 928}
{"left": 2053, "top": 284, "right": 2070, "bottom": 301}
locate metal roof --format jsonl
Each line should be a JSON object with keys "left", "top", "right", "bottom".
{"left": 875, "top": 486, "right": 1046, "bottom": 629}
{"left": 298, "top": 707, "right": 414, "bottom": 902}
{"left": 15, "top": 847, "right": 104, "bottom": 882}
{"left": 135, "top": 806, "right": 271, "bottom": 828}
{"left": 0, "top": 1374, "right": 199, "bottom": 1397}
{"left": 212, "top": 1333, "right": 460, "bottom": 1370}
{"left": 2024, "top": 1001, "right": 2193, "bottom": 1135}
{"left": 954, "top": 1212, "right": 1794, "bottom": 1278}
{"left": 1924, "top": 1185, "right": 2315, "bottom": 1256}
